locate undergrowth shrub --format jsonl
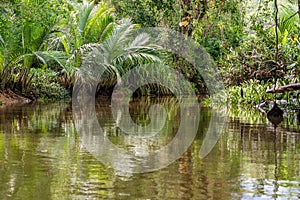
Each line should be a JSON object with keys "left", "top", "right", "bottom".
{"left": 30, "top": 68, "right": 70, "bottom": 101}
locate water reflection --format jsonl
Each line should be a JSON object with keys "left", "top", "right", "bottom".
{"left": 73, "top": 96, "right": 201, "bottom": 174}
{"left": 0, "top": 98, "right": 299, "bottom": 199}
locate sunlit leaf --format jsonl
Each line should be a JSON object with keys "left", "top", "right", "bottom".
{"left": 179, "top": 21, "right": 189, "bottom": 27}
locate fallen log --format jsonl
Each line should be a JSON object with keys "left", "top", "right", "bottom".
{"left": 266, "top": 83, "right": 300, "bottom": 93}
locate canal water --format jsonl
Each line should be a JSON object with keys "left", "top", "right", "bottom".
{"left": 0, "top": 98, "right": 299, "bottom": 199}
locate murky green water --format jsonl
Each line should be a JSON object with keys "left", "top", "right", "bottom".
{"left": 0, "top": 98, "right": 300, "bottom": 199}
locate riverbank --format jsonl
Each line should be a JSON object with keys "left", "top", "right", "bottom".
{"left": 0, "top": 90, "right": 32, "bottom": 105}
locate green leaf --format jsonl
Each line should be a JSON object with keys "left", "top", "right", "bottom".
{"left": 78, "top": 1, "right": 94, "bottom": 36}
{"left": 33, "top": 51, "right": 68, "bottom": 69}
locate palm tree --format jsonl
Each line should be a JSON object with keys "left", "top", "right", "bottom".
{"left": 74, "top": 18, "right": 162, "bottom": 95}
{"left": 0, "top": 0, "right": 65, "bottom": 92}
{"left": 42, "top": 1, "right": 161, "bottom": 94}
{"left": 35, "top": 1, "right": 115, "bottom": 90}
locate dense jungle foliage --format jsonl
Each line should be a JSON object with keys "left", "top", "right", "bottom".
{"left": 0, "top": 0, "right": 299, "bottom": 105}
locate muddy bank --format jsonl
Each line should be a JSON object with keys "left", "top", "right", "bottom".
{"left": 0, "top": 89, "right": 32, "bottom": 105}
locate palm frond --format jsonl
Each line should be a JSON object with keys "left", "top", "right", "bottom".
{"left": 82, "top": 20, "right": 162, "bottom": 73}
{"left": 33, "top": 51, "right": 68, "bottom": 69}
{"left": 112, "top": 31, "right": 162, "bottom": 70}
{"left": 102, "top": 19, "right": 137, "bottom": 61}
{"left": 278, "top": 2, "right": 299, "bottom": 33}
{"left": 129, "top": 33, "right": 151, "bottom": 47}
{"left": 84, "top": 2, "right": 115, "bottom": 43}
{"left": 78, "top": 1, "right": 94, "bottom": 36}
{"left": 114, "top": 46, "right": 161, "bottom": 67}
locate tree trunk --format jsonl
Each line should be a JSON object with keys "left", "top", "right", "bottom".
{"left": 298, "top": 0, "right": 300, "bottom": 19}
{"left": 274, "top": 0, "right": 279, "bottom": 62}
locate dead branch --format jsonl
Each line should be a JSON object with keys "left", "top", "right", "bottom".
{"left": 266, "top": 83, "right": 300, "bottom": 93}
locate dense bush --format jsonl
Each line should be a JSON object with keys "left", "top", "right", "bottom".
{"left": 30, "top": 68, "right": 70, "bottom": 101}
{"left": 0, "top": 0, "right": 67, "bottom": 97}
